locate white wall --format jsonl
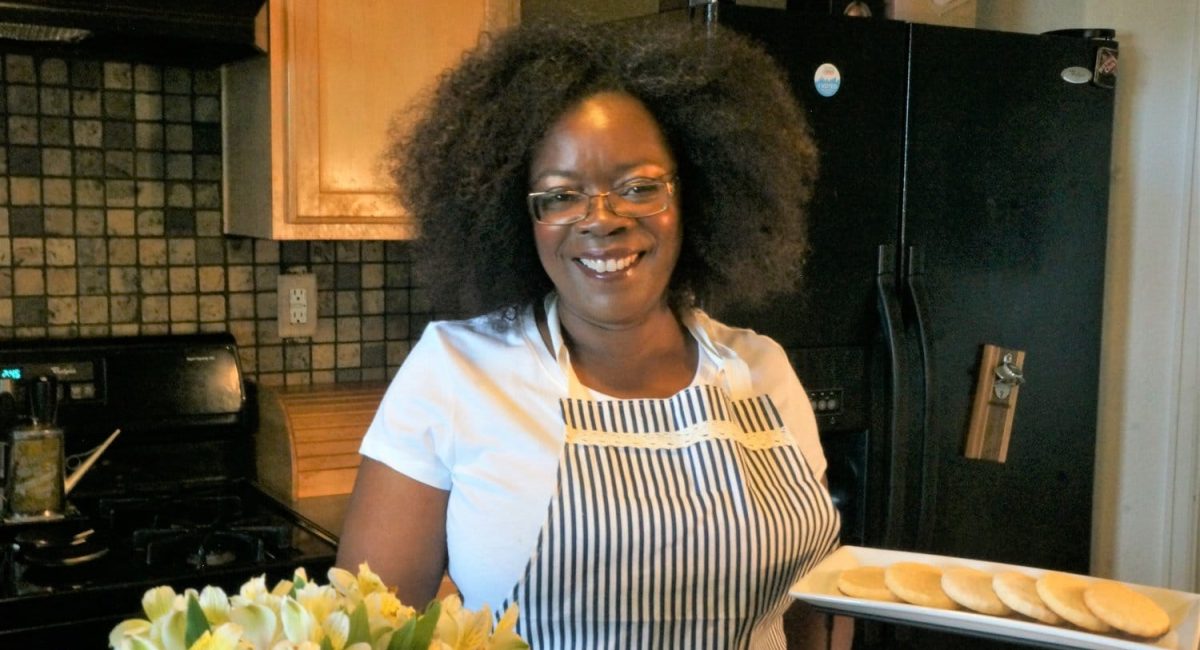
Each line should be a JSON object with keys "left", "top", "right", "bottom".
{"left": 977, "top": 0, "right": 1200, "bottom": 590}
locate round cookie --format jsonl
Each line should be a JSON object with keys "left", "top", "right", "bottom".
{"left": 1036, "top": 572, "right": 1112, "bottom": 633}
{"left": 941, "top": 567, "right": 1012, "bottom": 616}
{"left": 992, "top": 571, "right": 1063, "bottom": 625}
{"left": 1083, "top": 581, "right": 1171, "bottom": 638}
{"left": 883, "top": 562, "right": 958, "bottom": 610}
{"left": 837, "top": 566, "right": 901, "bottom": 602}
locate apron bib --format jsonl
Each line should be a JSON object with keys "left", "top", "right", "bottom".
{"left": 500, "top": 296, "right": 840, "bottom": 649}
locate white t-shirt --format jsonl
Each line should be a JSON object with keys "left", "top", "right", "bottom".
{"left": 359, "top": 300, "right": 826, "bottom": 611}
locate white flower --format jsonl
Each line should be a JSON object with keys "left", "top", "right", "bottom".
{"left": 108, "top": 563, "right": 527, "bottom": 650}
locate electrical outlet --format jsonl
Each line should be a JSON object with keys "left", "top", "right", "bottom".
{"left": 278, "top": 273, "right": 317, "bottom": 338}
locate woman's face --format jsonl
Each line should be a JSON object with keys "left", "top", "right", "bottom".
{"left": 528, "top": 91, "right": 681, "bottom": 330}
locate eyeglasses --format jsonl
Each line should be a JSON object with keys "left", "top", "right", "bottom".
{"left": 527, "top": 174, "right": 677, "bottom": 226}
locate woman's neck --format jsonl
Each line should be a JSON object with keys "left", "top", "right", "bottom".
{"left": 540, "top": 300, "right": 698, "bottom": 399}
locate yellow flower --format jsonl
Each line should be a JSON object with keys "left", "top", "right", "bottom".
{"left": 198, "top": 586, "right": 231, "bottom": 625}
{"left": 228, "top": 601, "right": 277, "bottom": 649}
{"left": 488, "top": 604, "right": 528, "bottom": 650}
{"left": 435, "top": 596, "right": 490, "bottom": 650}
{"left": 363, "top": 590, "right": 414, "bottom": 630}
{"left": 142, "top": 586, "right": 177, "bottom": 621}
{"left": 186, "top": 622, "right": 243, "bottom": 650}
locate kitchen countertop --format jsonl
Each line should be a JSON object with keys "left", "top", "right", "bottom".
{"left": 283, "top": 492, "right": 351, "bottom": 540}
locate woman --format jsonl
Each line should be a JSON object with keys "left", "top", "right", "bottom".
{"left": 338, "top": 17, "right": 848, "bottom": 649}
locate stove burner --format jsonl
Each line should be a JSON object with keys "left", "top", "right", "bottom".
{"left": 14, "top": 523, "right": 110, "bottom": 567}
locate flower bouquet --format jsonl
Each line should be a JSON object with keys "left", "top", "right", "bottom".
{"left": 108, "top": 564, "right": 528, "bottom": 650}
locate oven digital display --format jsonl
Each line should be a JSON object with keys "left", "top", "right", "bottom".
{"left": 0, "top": 368, "right": 20, "bottom": 380}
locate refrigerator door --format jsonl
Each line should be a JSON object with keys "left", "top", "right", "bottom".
{"left": 712, "top": 8, "right": 908, "bottom": 351}
{"left": 902, "top": 24, "right": 1115, "bottom": 574}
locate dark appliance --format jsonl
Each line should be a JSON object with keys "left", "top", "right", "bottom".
{"left": 681, "top": 6, "right": 1115, "bottom": 648}
{"left": 0, "top": 0, "right": 266, "bottom": 66}
{"left": 0, "top": 334, "right": 338, "bottom": 646}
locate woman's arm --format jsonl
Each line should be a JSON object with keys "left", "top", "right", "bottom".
{"left": 336, "top": 457, "right": 450, "bottom": 607}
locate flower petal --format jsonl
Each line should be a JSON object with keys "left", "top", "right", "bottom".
{"left": 229, "top": 602, "right": 279, "bottom": 649}
{"left": 281, "top": 596, "right": 318, "bottom": 643}
{"left": 198, "top": 586, "right": 230, "bottom": 625}
{"left": 142, "top": 586, "right": 177, "bottom": 621}
{"left": 109, "top": 619, "right": 152, "bottom": 648}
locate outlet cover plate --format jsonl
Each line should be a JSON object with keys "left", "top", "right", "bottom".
{"left": 278, "top": 273, "right": 317, "bottom": 338}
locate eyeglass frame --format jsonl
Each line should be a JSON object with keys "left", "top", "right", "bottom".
{"left": 526, "top": 173, "right": 678, "bottom": 226}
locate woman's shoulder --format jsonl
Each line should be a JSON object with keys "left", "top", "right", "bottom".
{"left": 412, "top": 304, "right": 539, "bottom": 362}
{"left": 692, "top": 309, "right": 788, "bottom": 363}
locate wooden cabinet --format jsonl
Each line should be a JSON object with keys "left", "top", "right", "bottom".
{"left": 223, "top": 0, "right": 518, "bottom": 239}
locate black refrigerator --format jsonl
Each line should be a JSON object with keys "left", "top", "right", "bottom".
{"left": 701, "top": 7, "right": 1117, "bottom": 645}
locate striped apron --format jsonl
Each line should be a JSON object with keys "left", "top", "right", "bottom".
{"left": 500, "top": 297, "right": 841, "bottom": 649}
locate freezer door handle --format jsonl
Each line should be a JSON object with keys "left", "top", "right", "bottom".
{"left": 876, "top": 244, "right": 911, "bottom": 549}
{"left": 906, "top": 245, "right": 937, "bottom": 551}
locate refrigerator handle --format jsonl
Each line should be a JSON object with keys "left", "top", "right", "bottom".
{"left": 905, "top": 246, "right": 937, "bottom": 552}
{"left": 875, "top": 244, "right": 910, "bottom": 549}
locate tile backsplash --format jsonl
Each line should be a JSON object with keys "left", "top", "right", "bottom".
{"left": 0, "top": 51, "right": 427, "bottom": 386}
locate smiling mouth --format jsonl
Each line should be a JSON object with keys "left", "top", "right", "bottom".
{"left": 577, "top": 253, "right": 640, "bottom": 274}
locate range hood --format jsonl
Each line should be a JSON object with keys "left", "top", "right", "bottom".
{"left": 0, "top": 0, "right": 267, "bottom": 66}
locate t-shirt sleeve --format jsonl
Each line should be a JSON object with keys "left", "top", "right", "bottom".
{"left": 358, "top": 323, "right": 455, "bottom": 490}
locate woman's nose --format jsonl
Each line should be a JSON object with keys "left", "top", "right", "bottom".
{"left": 576, "top": 194, "right": 630, "bottom": 235}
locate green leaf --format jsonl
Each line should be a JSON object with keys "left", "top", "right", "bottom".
{"left": 320, "top": 637, "right": 335, "bottom": 650}
{"left": 347, "top": 602, "right": 371, "bottom": 645}
{"left": 184, "top": 594, "right": 211, "bottom": 648}
{"left": 387, "top": 618, "right": 416, "bottom": 650}
{"left": 410, "top": 601, "right": 441, "bottom": 650}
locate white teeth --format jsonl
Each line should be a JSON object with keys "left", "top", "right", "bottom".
{"left": 579, "top": 254, "right": 638, "bottom": 274}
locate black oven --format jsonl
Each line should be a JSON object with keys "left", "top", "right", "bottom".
{"left": 0, "top": 335, "right": 338, "bottom": 646}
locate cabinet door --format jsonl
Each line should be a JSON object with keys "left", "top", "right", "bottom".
{"left": 284, "top": 0, "right": 515, "bottom": 237}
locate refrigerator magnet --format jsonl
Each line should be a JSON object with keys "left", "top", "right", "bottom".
{"left": 814, "top": 63, "right": 842, "bottom": 97}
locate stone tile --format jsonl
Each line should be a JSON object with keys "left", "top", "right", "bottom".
{"left": 8, "top": 116, "right": 38, "bottom": 145}
{"left": 135, "top": 180, "right": 164, "bottom": 208}
{"left": 138, "top": 238, "right": 166, "bottom": 265}
{"left": 135, "top": 93, "right": 163, "bottom": 121}
{"left": 312, "top": 344, "right": 335, "bottom": 370}
{"left": 41, "top": 117, "right": 71, "bottom": 146}
{"left": 103, "top": 91, "right": 133, "bottom": 119}
{"left": 255, "top": 291, "right": 276, "bottom": 319}
{"left": 45, "top": 238, "right": 76, "bottom": 266}
{"left": 105, "top": 179, "right": 135, "bottom": 207}
{"left": 10, "top": 177, "right": 42, "bottom": 205}
{"left": 106, "top": 209, "right": 135, "bottom": 235}
{"left": 79, "top": 296, "right": 107, "bottom": 324}
{"left": 104, "top": 62, "right": 133, "bottom": 89}
{"left": 136, "top": 122, "right": 163, "bottom": 150}
{"left": 42, "top": 178, "right": 72, "bottom": 205}
{"left": 110, "top": 295, "right": 138, "bottom": 323}
{"left": 107, "top": 238, "right": 137, "bottom": 265}
{"left": 14, "top": 268, "right": 44, "bottom": 295}
{"left": 73, "top": 119, "right": 103, "bottom": 147}
{"left": 169, "top": 266, "right": 196, "bottom": 293}
{"left": 227, "top": 265, "right": 253, "bottom": 292}
{"left": 44, "top": 208, "right": 73, "bottom": 235}
{"left": 71, "top": 89, "right": 101, "bottom": 116}
{"left": 78, "top": 266, "right": 107, "bottom": 295}
{"left": 0, "top": 269, "right": 11, "bottom": 297}
{"left": 285, "top": 344, "right": 311, "bottom": 371}
{"left": 0, "top": 298, "right": 10, "bottom": 326}
{"left": 47, "top": 297, "right": 78, "bottom": 325}
{"left": 76, "top": 209, "right": 105, "bottom": 236}
{"left": 136, "top": 152, "right": 164, "bottom": 178}
{"left": 42, "top": 148, "right": 71, "bottom": 176}
{"left": 139, "top": 267, "right": 168, "bottom": 294}
{"left": 10, "top": 207, "right": 44, "bottom": 236}
{"left": 336, "top": 316, "right": 361, "bottom": 341}
{"left": 165, "top": 123, "right": 192, "bottom": 151}
{"left": 336, "top": 290, "right": 359, "bottom": 316}
{"left": 198, "top": 266, "right": 225, "bottom": 293}
{"left": 169, "top": 294, "right": 197, "bottom": 321}
{"left": 5, "top": 55, "right": 35, "bottom": 83}
{"left": 195, "top": 238, "right": 224, "bottom": 265}
{"left": 257, "top": 345, "right": 283, "bottom": 372}
{"left": 166, "top": 154, "right": 193, "bottom": 179}
{"left": 12, "top": 296, "right": 47, "bottom": 326}
{"left": 362, "top": 289, "right": 384, "bottom": 315}
{"left": 111, "top": 323, "right": 138, "bottom": 336}
{"left": 168, "top": 238, "right": 195, "bottom": 264}
{"left": 198, "top": 295, "right": 225, "bottom": 322}
{"left": 6, "top": 85, "right": 36, "bottom": 114}
{"left": 164, "top": 67, "right": 192, "bottom": 94}
{"left": 77, "top": 238, "right": 107, "bottom": 265}
{"left": 133, "top": 64, "right": 161, "bottom": 91}
{"left": 362, "top": 316, "right": 385, "bottom": 342}
{"left": 228, "top": 293, "right": 254, "bottom": 319}
{"left": 136, "top": 210, "right": 164, "bottom": 235}
{"left": 46, "top": 268, "right": 76, "bottom": 295}
{"left": 166, "top": 182, "right": 193, "bottom": 207}
{"left": 336, "top": 343, "right": 361, "bottom": 368}
{"left": 12, "top": 238, "right": 43, "bottom": 266}
{"left": 40, "top": 87, "right": 70, "bottom": 116}
{"left": 141, "top": 295, "right": 168, "bottom": 322}
{"left": 108, "top": 267, "right": 139, "bottom": 294}
{"left": 196, "top": 211, "right": 222, "bottom": 237}
{"left": 40, "top": 59, "right": 69, "bottom": 85}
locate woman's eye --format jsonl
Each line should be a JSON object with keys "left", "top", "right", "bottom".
{"left": 618, "top": 182, "right": 661, "bottom": 201}
{"left": 541, "top": 192, "right": 584, "bottom": 209}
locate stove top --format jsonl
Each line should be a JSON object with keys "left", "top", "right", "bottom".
{"left": 0, "top": 479, "right": 338, "bottom": 642}
{"left": 0, "top": 335, "right": 340, "bottom": 645}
